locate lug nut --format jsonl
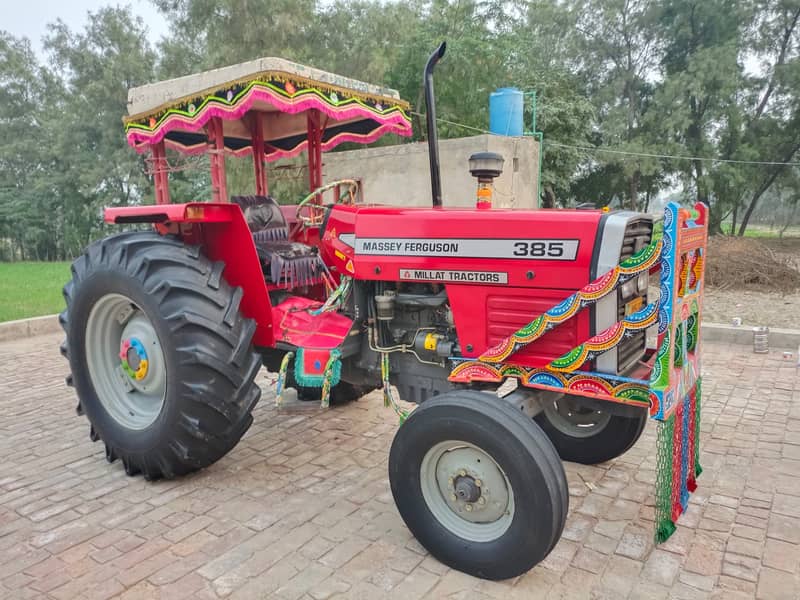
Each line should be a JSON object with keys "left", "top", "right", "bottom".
{"left": 465, "top": 504, "right": 473, "bottom": 512}
{"left": 478, "top": 497, "right": 486, "bottom": 505}
{"left": 451, "top": 493, "right": 457, "bottom": 502}
{"left": 459, "top": 470, "right": 466, "bottom": 477}
{"left": 448, "top": 477, "right": 454, "bottom": 487}
{"left": 475, "top": 479, "right": 482, "bottom": 487}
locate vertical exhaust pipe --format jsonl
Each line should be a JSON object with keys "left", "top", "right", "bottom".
{"left": 424, "top": 42, "right": 446, "bottom": 207}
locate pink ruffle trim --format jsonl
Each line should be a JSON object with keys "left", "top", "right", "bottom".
{"left": 126, "top": 84, "right": 412, "bottom": 150}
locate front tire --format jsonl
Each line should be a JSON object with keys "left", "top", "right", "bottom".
{"left": 534, "top": 395, "right": 648, "bottom": 464}
{"left": 61, "top": 231, "right": 262, "bottom": 480}
{"left": 389, "top": 390, "right": 568, "bottom": 580}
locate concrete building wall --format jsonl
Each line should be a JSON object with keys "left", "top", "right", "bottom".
{"left": 322, "top": 134, "right": 539, "bottom": 209}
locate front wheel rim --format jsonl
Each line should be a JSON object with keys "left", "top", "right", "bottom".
{"left": 85, "top": 293, "right": 167, "bottom": 430}
{"left": 420, "top": 440, "right": 514, "bottom": 542}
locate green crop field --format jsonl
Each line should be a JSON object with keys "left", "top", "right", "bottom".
{"left": 721, "top": 224, "right": 800, "bottom": 238}
{"left": 0, "top": 262, "right": 71, "bottom": 322}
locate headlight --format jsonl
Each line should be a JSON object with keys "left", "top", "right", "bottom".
{"left": 620, "top": 279, "right": 637, "bottom": 299}
{"left": 637, "top": 272, "right": 649, "bottom": 294}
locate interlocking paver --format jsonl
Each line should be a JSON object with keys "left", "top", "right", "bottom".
{"left": 2, "top": 332, "right": 800, "bottom": 598}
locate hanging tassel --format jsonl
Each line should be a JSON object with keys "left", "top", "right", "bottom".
{"left": 654, "top": 413, "right": 676, "bottom": 543}
{"left": 381, "top": 352, "right": 412, "bottom": 424}
{"left": 275, "top": 351, "right": 294, "bottom": 406}
{"left": 253, "top": 226, "right": 288, "bottom": 243}
{"left": 311, "top": 276, "right": 352, "bottom": 316}
{"left": 320, "top": 349, "right": 342, "bottom": 409}
{"left": 270, "top": 252, "right": 284, "bottom": 286}
{"left": 260, "top": 241, "right": 326, "bottom": 288}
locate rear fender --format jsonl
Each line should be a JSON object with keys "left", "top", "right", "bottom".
{"left": 104, "top": 203, "right": 274, "bottom": 347}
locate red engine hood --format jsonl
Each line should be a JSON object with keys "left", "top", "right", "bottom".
{"left": 320, "top": 205, "right": 605, "bottom": 363}
{"left": 322, "top": 205, "right": 604, "bottom": 290}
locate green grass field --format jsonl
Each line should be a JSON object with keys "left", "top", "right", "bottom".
{"left": 721, "top": 223, "right": 800, "bottom": 237}
{"left": 0, "top": 262, "right": 71, "bottom": 322}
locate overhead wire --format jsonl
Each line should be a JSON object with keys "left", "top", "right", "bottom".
{"left": 409, "top": 111, "right": 800, "bottom": 168}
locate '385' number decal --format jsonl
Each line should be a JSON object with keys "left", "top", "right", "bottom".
{"left": 351, "top": 236, "right": 580, "bottom": 260}
{"left": 512, "top": 240, "right": 578, "bottom": 259}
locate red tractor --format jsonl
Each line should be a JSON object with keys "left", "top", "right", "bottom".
{"left": 61, "top": 44, "right": 706, "bottom": 579}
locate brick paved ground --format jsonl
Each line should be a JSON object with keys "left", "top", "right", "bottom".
{"left": 1, "top": 333, "right": 799, "bottom": 599}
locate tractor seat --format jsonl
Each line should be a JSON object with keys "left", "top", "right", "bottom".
{"left": 232, "top": 195, "right": 325, "bottom": 288}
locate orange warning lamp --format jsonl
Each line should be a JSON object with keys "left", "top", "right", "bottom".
{"left": 469, "top": 152, "right": 504, "bottom": 210}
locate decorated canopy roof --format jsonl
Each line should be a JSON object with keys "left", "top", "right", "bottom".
{"left": 124, "top": 57, "right": 412, "bottom": 161}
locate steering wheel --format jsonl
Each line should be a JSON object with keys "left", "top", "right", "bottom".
{"left": 295, "top": 179, "right": 360, "bottom": 227}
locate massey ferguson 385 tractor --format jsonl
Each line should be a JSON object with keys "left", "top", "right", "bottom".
{"left": 61, "top": 43, "right": 707, "bottom": 579}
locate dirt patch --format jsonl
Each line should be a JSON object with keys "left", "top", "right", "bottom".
{"left": 703, "top": 288, "right": 800, "bottom": 329}
{"left": 701, "top": 235, "right": 800, "bottom": 328}
{"left": 761, "top": 236, "right": 800, "bottom": 272}
{"left": 705, "top": 236, "right": 800, "bottom": 293}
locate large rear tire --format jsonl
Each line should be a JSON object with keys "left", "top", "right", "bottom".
{"left": 60, "top": 231, "right": 262, "bottom": 480}
{"left": 388, "top": 390, "right": 568, "bottom": 580}
{"left": 534, "top": 395, "right": 647, "bottom": 464}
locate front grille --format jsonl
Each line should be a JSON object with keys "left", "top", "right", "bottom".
{"left": 616, "top": 217, "right": 654, "bottom": 373}
{"left": 620, "top": 218, "right": 654, "bottom": 262}
{"left": 618, "top": 330, "right": 647, "bottom": 372}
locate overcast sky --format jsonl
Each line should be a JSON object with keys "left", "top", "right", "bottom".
{"left": 6, "top": 0, "right": 763, "bottom": 76}
{"left": 3, "top": 0, "right": 169, "bottom": 56}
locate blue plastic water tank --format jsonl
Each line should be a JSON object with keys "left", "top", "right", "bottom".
{"left": 489, "top": 87, "right": 524, "bottom": 136}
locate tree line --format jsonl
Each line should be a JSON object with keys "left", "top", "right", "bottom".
{"left": 1, "top": 0, "right": 799, "bottom": 260}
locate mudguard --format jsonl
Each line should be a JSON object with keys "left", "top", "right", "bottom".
{"left": 104, "top": 203, "right": 274, "bottom": 347}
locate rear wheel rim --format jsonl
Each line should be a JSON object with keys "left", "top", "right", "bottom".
{"left": 420, "top": 440, "right": 514, "bottom": 542}
{"left": 85, "top": 293, "right": 167, "bottom": 430}
{"left": 544, "top": 397, "right": 611, "bottom": 438}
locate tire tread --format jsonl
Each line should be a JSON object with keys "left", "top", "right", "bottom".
{"left": 61, "top": 231, "right": 262, "bottom": 480}
{"left": 389, "top": 390, "right": 569, "bottom": 580}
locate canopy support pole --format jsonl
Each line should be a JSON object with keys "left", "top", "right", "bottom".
{"left": 151, "top": 141, "right": 170, "bottom": 205}
{"left": 307, "top": 111, "right": 323, "bottom": 202}
{"left": 250, "top": 112, "right": 268, "bottom": 196}
{"left": 208, "top": 117, "right": 228, "bottom": 203}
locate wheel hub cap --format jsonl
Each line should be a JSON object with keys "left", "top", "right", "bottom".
{"left": 120, "top": 338, "right": 149, "bottom": 380}
{"left": 85, "top": 294, "right": 167, "bottom": 430}
{"left": 454, "top": 476, "right": 481, "bottom": 503}
{"left": 420, "top": 441, "right": 515, "bottom": 542}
